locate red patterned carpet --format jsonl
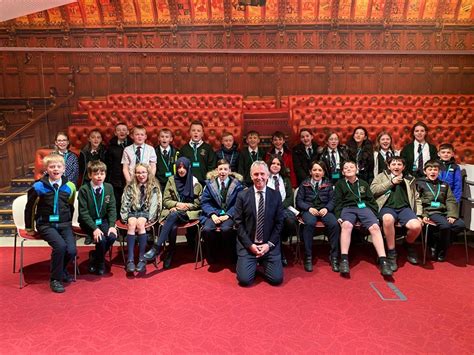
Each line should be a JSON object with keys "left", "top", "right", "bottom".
{"left": 1, "top": 244, "right": 473, "bottom": 354}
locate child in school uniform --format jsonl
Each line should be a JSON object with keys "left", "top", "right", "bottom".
{"left": 373, "top": 131, "right": 399, "bottom": 177}
{"left": 237, "top": 130, "right": 266, "bottom": 187}
{"left": 78, "top": 160, "right": 117, "bottom": 275}
{"left": 179, "top": 120, "right": 217, "bottom": 186}
{"left": 25, "top": 154, "right": 77, "bottom": 293}
{"left": 215, "top": 131, "right": 240, "bottom": 173}
{"left": 120, "top": 163, "right": 162, "bottom": 274}
{"left": 155, "top": 128, "right": 179, "bottom": 192}
{"left": 122, "top": 125, "right": 157, "bottom": 185}
{"left": 401, "top": 121, "right": 437, "bottom": 178}
{"left": 334, "top": 161, "right": 392, "bottom": 276}
{"left": 437, "top": 143, "right": 463, "bottom": 204}
{"left": 143, "top": 157, "right": 202, "bottom": 269}
{"left": 346, "top": 126, "right": 375, "bottom": 184}
{"left": 265, "top": 131, "right": 297, "bottom": 188}
{"left": 317, "top": 131, "right": 350, "bottom": 185}
{"left": 292, "top": 128, "right": 318, "bottom": 185}
{"left": 53, "top": 131, "right": 79, "bottom": 186}
{"left": 105, "top": 122, "right": 132, "bottom": 212}
{"left": 79, "top": 129, "right": 106, "bottom": 186}
{"left": 416, "top": 159, "right": 465, "bottom": 262}
{"left": 296, "top": 160, "right": 341, "bottom": 273}
{"left": 200, "top": 159, "right": 244, "bottom": 264}
{"left": 370, "top": 156, "right": 422, "bottom": 271}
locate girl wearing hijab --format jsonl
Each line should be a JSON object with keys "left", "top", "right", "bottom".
{"left": 120, "top": 163, "right": 162, "bottom": 274}
{"left": 143, "top": 157, "right": 202, "bottom": 268}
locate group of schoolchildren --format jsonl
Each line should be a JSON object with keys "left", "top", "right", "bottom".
{"left": 25, "top": 120, "right": 465, "bottom": 292}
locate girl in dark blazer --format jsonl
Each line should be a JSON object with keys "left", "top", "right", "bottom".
{"left": 292, "top": 128, "right": 319, "bottom": 185}
{"left": 266, "top": 154, "right": 297, "bottom": 266}
{"left": 79, "top": 129, "right": 106, "bottom": 186}
{"left": 296, "top": 161, "right": 340, "bottom": 272}
{"left": 373, "top": 131, "right": 399, "bottom": 176}
{"left": 317, "top": 131, "right": 350, "bottom": 185}
{"left": 265, "top": 131, "right": 297, "bottom": 188}
{"left": 346, "top": 126, "right": 375, "bottom": 184}
{"left": 401, "top": 121, "right": 437, "bottom": 178}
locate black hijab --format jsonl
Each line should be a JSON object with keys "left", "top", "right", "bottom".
{"left": 174, "top": 157, "right": 194, "bottom": 202}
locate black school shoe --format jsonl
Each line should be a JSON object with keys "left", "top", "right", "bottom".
{"left": 136, "top": 260, "right": 146, "bottom": 273}
{"left": 62, "top": 270, "right": 74, "bottom": 283}
{"left": 405, "top": 243, "right": 419, "bottom": 265}
{"left": 88, "top": 250, "right": 97, "bottom": 274}
{"left": 378, "top": 258, "right": 393, "bottom": 276}
{"left": 50, "top": 280, "right": 65, "bottom": 293}
{"left": 329, "top": 257, "right": 340, "bottom": 272}
{"left": 304, "top": 256, "right": 313, "bottom": 272}
{"left": 386, "top": 249, "right": 398, "bottom": 272}
{"left": 339, "top": 259, "right": 350, "bottom": 274}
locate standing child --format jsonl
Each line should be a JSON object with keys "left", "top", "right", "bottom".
{"left": 143, "top": 157, "right": 202, "bottom": 269}
{"left": 371, "top": 157, "right": 422, "bottom": 271}
{"left": 179, "top": 120, "right": 217, "bottom": 186}
{"left": 78, "top": 161, "right": 117, "bottom": 275}
{"left": 237, "top": 130, "right": 266, "bottom": 187}
{"left": 416, "top": 159, "right": 465, "bottom": 262}
{"left": 79, "top": 129, "right": 106, "bottom": 186}
{"left": 215, "top": 131, "right": 240, "bottom": 173}
{"left": 334, "top": 161, "right": 392, "bottom": 276}
{"left": 122, "top": 125, "right": 157, "bottom": 185}
{"left": 120, "top": 163, "right": 162, "bottom": 274}
{"left": 401, "top": 121, "right": 437, "bottom": 178}
{"left": 265, "top": 131, "right": 297, "bottom": 187}
{"left": 292, "top": 128, "right": 318, "bottom": 185}
{"left": 53, "top": 131, "right": 79, "bottom": 186}
{"left": 317, "top": 131, "right": 350, "bottom": 185}
{"left": 155, "top": 128, "right": 179, "bottom": 192}
{"left": 373, "top": 131, "right": 399, "bottom": 176}
{"left": 200, "top": 159, "right": 244, "bottom": 264}
{"left": 25, "top": 154, "right": 77, "bottom": 293}
{"left": 437, "top": 143, "right": 463, "bottom": 203}
{"left": 105, "top": 123, "right": 132, "bottom": 212}
{"left": 346, "top": 126, "right": 375, "bottom": 184}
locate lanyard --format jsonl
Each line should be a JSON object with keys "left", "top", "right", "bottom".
{"left": 160, "top": 148, "right": 172, "bottom": 172}
{"left": 90, "top": 186, "right": 105, "bottom": 218}
{"left": 52, "top": 186, "right": 59, "bottom": 215}
{"left": 345, "top": 180, "right": 362, "bottom": 202}
{"left": 426, "top": 182, "right": 441, "bottom": 202}
{"left": 221, "top": 151, "right": 234, "bottom": 166}
{"left": 442, "top": 164, "right": 452, "bottom": 180}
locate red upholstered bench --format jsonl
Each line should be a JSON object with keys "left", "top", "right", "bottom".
{"left": 77, "top": 99, "right": 108, "bottom": 112}
{"left": 34, "top": 147, "right": 80, "bottom": 180}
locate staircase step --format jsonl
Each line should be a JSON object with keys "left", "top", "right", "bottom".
{"left": 0, "top": 221, "right": 16, "bottom": 237}
{"left": 11, "top": 176, "right": 35, "bottom": 188}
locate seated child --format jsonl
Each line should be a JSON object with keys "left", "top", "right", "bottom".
{"left": 79, "top": 129, "right": 106, "bottom": 186}
{"left": 266, "top": 154, "right": 297, "bottom": 267}
{"left": 25, "top": 154, "right": 77, "bottom": 293}
{"left": 316, "top": 131, "right": 350, "bottom": 185}
{"left": 292, "top": 128, "right": 318, "bottom": 185}
{"left": 122, "top": 125, "right": 157, "bottom": 185}
{"left": 200, "top": 159, "right": 244, "bottom": 264}
{"left": 120, "top": 163, "right": 162, "bottom": 274}
{"left": 155, "top": 128, "right": 179, "bottom": 192}
{"left": 78, "top": 160, "right": 117, "bottom": 275}
{"left": 296, "top": 160, "right": 340, "bottom": 273}
{"left": 265, "top": 131, "right": 297, "bottom": 187}
{"left": 437, "top": 143, "right": 462, "bottom": 204}
{"left": 334, "top": 161, "right": 392, "bottom": 276}
{"left": 371, "top": 157, "right": 422, "bottom": 271}
{"left": 144, "top": 157, "right": 202, "bottom": 269}
{"left": 237, "top": 130, "right": 266, "bottom": 187}
{"left": 215, "top": 131, "right": 240, "bottom": 173}
{"left": 179, "top": 120, "right": 217, "bottom": 186}
{"left": 53, "top": 131, "right": 79, "bottom": 186}
{"left": 416, "top": 159, "right": 465, "bottom": 262}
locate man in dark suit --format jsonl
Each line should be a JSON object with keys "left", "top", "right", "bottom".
{"left": 234, "top": 161, "right": 284, "bottom": 286}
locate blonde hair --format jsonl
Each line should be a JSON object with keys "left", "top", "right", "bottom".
{"left": 129, "top": 163, "right": 160, "bottom": 210}
{"left": 43, "top": 153, "right": 65, "bottom": 168}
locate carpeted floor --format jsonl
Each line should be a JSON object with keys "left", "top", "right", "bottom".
{"left": 1, "top": 244, "right": 473, "bottom": 354}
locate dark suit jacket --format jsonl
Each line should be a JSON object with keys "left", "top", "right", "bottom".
{"left": 401, "top": 141, "right": 437, "bottom": 176}
{"left": 234, "top": 186, "right": 284, "bottom": 249}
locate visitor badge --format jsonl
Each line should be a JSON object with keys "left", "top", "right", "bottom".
{"left": 430, "top": 201, "right": 441, "bottom": 208}
{"left": 357, "top": 202, "right": 366, "bottom": 209}
{"left": 332, "top": 172, "right": 340, "bottom": 179}
{"left": 49, "top": 215, "right": 59, "bottom": 222}
{"left": 449, "top": 168, "right": 454, "bottom": 172}
{"left": 219, "top": 210, "right": 225, "bottom": 215}
{"left": 192, "top": 162, "right": 200, "bottom": 168}
{"left": 95, "top": 218, "right": 102, "bottom": 226}
{"left": 165, "top": 172, "right": 172, "bottom": 177}
{"left": 412, "top": 164, "right": 417, "bottom": 171}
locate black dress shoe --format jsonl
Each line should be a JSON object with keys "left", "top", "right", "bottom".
{"left": 62, "top": 270, "right": 74, "bottom": 283}
{"left": 281, "top": 256, "right": 288, "bottom": 267}
{"left": 430, "top": 247, "right": 438, "bottom": 260}
{"left": 143, "top": 245, "right": 159, "bottom": 261}
{"left": 437, "top": 250, "right": 447, "bottom": 262}
{"left": 84, "top": 235, "right": 93, "bottom": 245}
{"left": 96, "top": 262, "right": 106, "bottom": 275}
{"left": 304, "top": 256, "right": 313, "bottom": 272}
{"left": 88, "top": 250, "right": 97, "bottom": 274}
{"left": 163, "top": 251, "right": 174, "bottom": 269}
{"left": 329, "top": 257, "right": 340, "bottom": 272}
{"left": 379, "top": 258, "right": 393, "bottom": 276}
{"left": 405, "top": 243, "right": 419, "bottom": 265}
{"left": 50, "top": 280, "right": 65, "bottom": 293}
{"left": 339, "top": 259, "right": 350, "bottom": 274}
{"left": 126, "top": 261, "right": 136, "bottom": 273}
{"left": 386, "top": 250, "right": 398, "bottom": 272}
{"left": 136, "top": 260, "right": 146, "bottom": 273}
